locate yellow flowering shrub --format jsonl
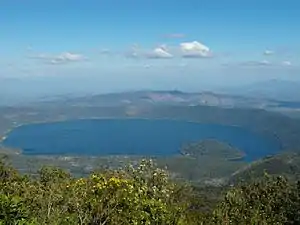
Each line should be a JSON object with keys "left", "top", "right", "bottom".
{"left": 0, "top": 159, "right": 187, "bottom": 224}
{"left": 2, "top": 158, "right": 299, "bottom": 225}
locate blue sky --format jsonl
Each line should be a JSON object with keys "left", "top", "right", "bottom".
{"left": 1, "top": 0, "right": 300, "bottom": 98}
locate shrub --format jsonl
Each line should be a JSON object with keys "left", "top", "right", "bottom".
{"left": 1, "top": 158, "right": 300, "bottom": 225}
{"left": 213, "top": 175, "right": 300, "bottom": 224}
{"left": 0, "top": 159, "right": 188, "bottom": 225}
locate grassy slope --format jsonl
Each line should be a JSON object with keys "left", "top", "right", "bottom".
{"left": 229, "top": 152, "right": 300, "bottom": 184}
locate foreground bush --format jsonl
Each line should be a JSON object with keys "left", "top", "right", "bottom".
{"left": 0, "top": 159, "right": 191, "bottom": 224}
{"left": 213, "top": 175, "right": 300, "bottom": 224}
{"left": 1, "top": 158, "right": 300, "bottom": 224}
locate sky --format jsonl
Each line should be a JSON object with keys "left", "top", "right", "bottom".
{"left": 1, "top": 0, "right": 300, "bottom": 99}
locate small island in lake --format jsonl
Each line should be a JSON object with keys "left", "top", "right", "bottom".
{"left": 180, "top": 139, "right": 245, "bottom": 161}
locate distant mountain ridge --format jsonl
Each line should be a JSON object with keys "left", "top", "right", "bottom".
{"left": 225, "top": 79, "right": 300, "bottom": 101}
{"left": 34, "top": 89, "right": 300, "bottom": 112}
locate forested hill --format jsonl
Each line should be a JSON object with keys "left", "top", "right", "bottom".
{"left": 229, "top": 152, "right": 300, "bottom": 184}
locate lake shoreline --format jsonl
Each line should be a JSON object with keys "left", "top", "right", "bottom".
{"left": 1, "top": 116, "right": 244, "bottom": 147}
{"left": 2, "top": 118, "right": 282, "bottom": 162}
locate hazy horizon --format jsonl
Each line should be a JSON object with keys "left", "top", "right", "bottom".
{"left": 1, "top": 0, "right": 300, "bottom": 101}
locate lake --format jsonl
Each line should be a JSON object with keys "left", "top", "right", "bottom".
{"left": 3, "top": 119, "right": 281, "bottom": 161}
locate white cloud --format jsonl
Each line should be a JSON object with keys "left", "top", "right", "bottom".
{"left": 50, "top": 52, "right": 85, "bottom": 64}
{"left": 239, "top": 60, "right": 272, "bottom": 67}
{"left": 180, "top": 41, "right": 212, "bottom": 58}
{"left": 263, "top": 50, "right": 274, "bottom": 56}
{"left": 238, "top": 60, "right": 296, "bottom": 67}
{"left": 146, "top": 47, "right": 173, "bottom": 59}
{"left": 125, "top": 44, "right": 142, "bottom": 59}
{"left": 259, "top": 60, "right": 271, "bottom": 66}
{"left": 56, "top": 52, "right": 84, "bottom": 61}
{"left": 126, "top": 41, "right": 213, "bottom": 59}
{"left": 126, "top": 45, "right": 173, "bottom": 59}
{"left": 282, "top": 61, "right": 292, "bottom": 66}
{"left": 29, "top": 52, "right": 86, "bottom": 65}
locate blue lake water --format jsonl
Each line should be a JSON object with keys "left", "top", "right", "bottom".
{"left": 3, "top": 119, "right": 281, "bottom": 162}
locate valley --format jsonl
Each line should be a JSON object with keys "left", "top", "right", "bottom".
{"left": 1, "top": 91, "right": 300, "bottom": 186}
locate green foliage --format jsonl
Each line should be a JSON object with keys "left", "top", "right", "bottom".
{"left": 0, "top": 159, "right": 189, "bottom": 225}
{"left": 213, "top": 175, "right": 300, "bottom": 224}
{"left": 0, "top": 156, "right": 17, "bottom": 182}
{"left": 1, "top": 158, "right": 300, "bottom": 225}
{"left": 0, "top": 194, "right": 31, "bottom": 225}
{"left": 230, "top": 152, "right": 300, "bottom": 183}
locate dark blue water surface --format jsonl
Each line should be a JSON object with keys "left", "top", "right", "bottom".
{"left": 3, "top": 119, "right": 281, "bottom": 162}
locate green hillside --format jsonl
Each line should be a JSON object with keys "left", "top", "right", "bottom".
{"left": 229, "top": 152, "right": 300, "bottom": 184}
